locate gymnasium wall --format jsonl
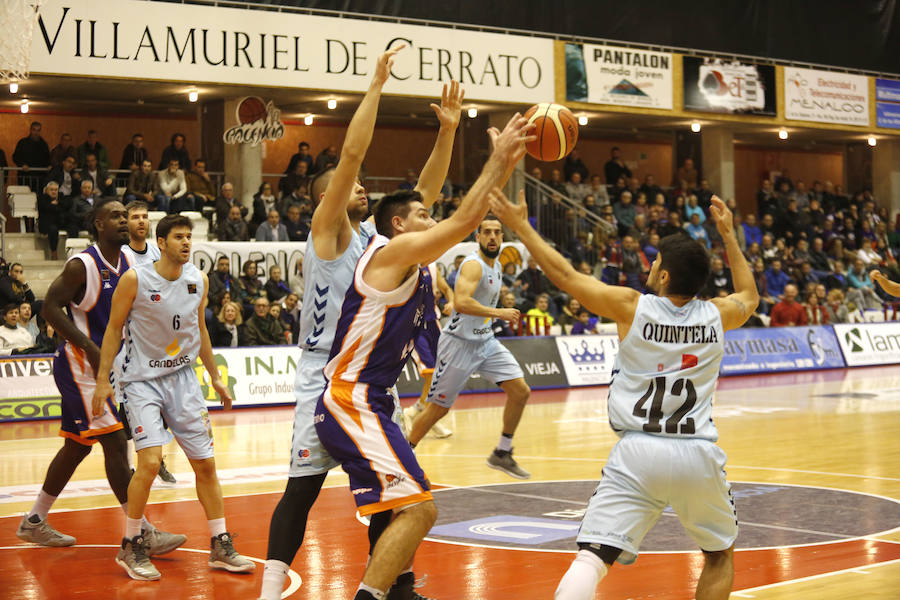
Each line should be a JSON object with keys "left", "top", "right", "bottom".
{"left": 525, "top": 137, "right": 674, "bottom": 186}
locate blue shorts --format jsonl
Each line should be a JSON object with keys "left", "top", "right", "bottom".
{"left": 412, "top": 319, "right": 441, "bottom": 373}
{"left": 426, "top": 335, "right": 524, "bottom": 408}
{"left": 315, "top": 381, "right": 431, "bottom": 516}
{"left": 120, "top": 365, "right": 211, "bottom": 460}
{"left": 55, "top": 344, "right": 122, "bottom": 445}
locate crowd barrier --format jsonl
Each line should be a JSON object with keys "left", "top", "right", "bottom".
{"left": 3, "top": 323, "right": 900, "bottom": 423}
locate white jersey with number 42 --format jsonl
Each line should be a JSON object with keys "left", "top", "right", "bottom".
{"left": 607, "top": 294, "right": 724, "bottom": 442}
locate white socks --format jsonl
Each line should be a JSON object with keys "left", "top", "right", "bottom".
{"left": 125, "top": 517, "right": 143, "bottom": 539}
{"left": 497, "top": 434, "right": 513, "bottom": 452}
{"left": 119, "top": 503, "right": 151, "bottom": 530}
{"left": 357, "top": 583, "right": 385, "bottom": 599}
{"left": 28, "top": 490, "right": 57, "bottom": 521}
{"left": 208, "top": 517, "right": 227, "bottom": 537}
{"left": 554, "top": 549, "right": 608, "bottom": 600}
{"left": 259, "top": 559, "right": 291, "bottom": 600}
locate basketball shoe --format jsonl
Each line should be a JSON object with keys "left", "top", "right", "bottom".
{"left": 387, "top": 572, "right": 437, "bottom": 600}
{"left": 116, "top": 534, "right": 161, "bottom": 580}
{"left": 209, "top": 532, "right": 255, "bottom": 572}
{"left": 143, "top": 523, "right": 187, "bottom": 556}
{"left": 157, "top": 459, "right": 177, "bottom": 484}
{"left": 16, "top": 514, "right": 75, "bottom": 546}
{"left": 487, "top": 448, "right": 530, "bottom": 479}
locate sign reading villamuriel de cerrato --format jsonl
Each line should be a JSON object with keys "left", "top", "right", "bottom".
{"left": 30, "top": 0, "right": 553, "bottom": 103}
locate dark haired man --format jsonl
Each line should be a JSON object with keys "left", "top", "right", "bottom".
{"left": 120, "top": 133, "right": 149, "bottom": 172}
{"left": 93, "top": 214, "right": 253, "bottom": 580}
{"left": 13, "top": 121, "right": 50, "bottom": 186}
{"left": 488, "top": 191, "right": 757, "bottom": 600}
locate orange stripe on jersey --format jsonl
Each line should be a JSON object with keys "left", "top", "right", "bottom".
{"left": 358, "top": 491, "right": 434, "bottom": 517}
{"left": 70, "top": 346, "right": 87, "bottom": 374}
{"left": 332, "top": 335, "right": 363, "bottom": 383}
{"left": 330, "top": 376, "right": 364, "bottom": 430}
{"left": 58, "top": 430, "right": 98, "bottom": 445}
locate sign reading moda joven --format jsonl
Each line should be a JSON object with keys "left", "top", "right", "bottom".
{"left": 565, "top": 43, "right": 673, "bottom": 110}
{"left": 784, "top": 67, "right": 870, "bottom": 126}
{"left": 30, "top": 0, "right": 553, "bottom": 103}
{"left": 876, "top": 79, "right": 900, "bottom": 130}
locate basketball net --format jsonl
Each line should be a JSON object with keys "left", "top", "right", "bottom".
{"left": 0, "top": 0, "right": 43, "bottom": 83}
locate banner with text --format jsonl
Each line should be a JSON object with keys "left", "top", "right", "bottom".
{"left": 721, "top": 326, "right": 845, "bottom": 375}
{"left": 833, "top": 322, "right": 900, "bottom": 366}
{"left": 554, "top": 334, "right": 619, "bottom": 386}
{"left": 31, "top": 0, "right": 553, "bottom": 103}
{"left": 876, "top": 78, "right": 900, "bottom": 129}
{"left": 682, "top": 57, "right": 776, "bottom": 115}
{"left": 565, "top": 43, "right": 673, "bottom": 109}
{"left": 784, "top": 67, "right": 870, "bottom": 126}
{"left": 0, "top": 356, "right": 62, "bottom": 422}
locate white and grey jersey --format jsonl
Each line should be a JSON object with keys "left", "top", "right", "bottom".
{"left": 115, "top": 262, "right": 204, "bottom": 382}
{"left": 443, "top": 252, "right": 501, "bottom": 342}
{"left": 121, "top": 241, "right": 161, "bottom": 267}
{"left": 608, "top": 294, "right": 724, "bottom": 442}
{"left": 297, "top": 221, "right": 376, "bottom": 352}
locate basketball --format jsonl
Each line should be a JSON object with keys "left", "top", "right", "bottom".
{"left": 237, "top": 96, "right": 267, "bottom": 124}
{"left": 523, "top": 102, "right": 578, "bottom": 161}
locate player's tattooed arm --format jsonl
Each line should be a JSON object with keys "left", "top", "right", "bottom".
{"left": 727, "top": 296, "right": 748, "bottom": 316}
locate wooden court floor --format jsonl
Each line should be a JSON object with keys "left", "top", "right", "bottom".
{"left": 1, "top": 366, "right": 899, "bottom": 599}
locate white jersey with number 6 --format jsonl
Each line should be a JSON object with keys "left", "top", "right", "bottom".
{"left": 608, "top": 294, "right": 724, "bottom": 442}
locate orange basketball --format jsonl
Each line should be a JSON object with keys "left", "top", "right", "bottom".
{"left": 238, "top": 96, "right": 267, "bottom": 124}
{"left": 524, "top": 103, "right": 578, "bottom": 161}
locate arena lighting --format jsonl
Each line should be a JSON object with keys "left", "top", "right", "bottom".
{"left": 690, "top": 121, "right": 701, "bottom": 133}
{"left": 327, "top": 99, "right": 337, "bottom": 110}
{"left": 578, "top": 115, "right": 588, "bottom": 126}
{"left": 188, "top": 90, "right": 199, "bottom": 102}
{"left": 868, "top": 135, "right": 877, "bottom": 147}
{"left": 778, "top": 128, "right": 789, "bottom": 140}
{"left": 304, "top": 114, "right": 314, "bottom": 125}
{"left": 20, "top": 99, "right": 29, "bottom": 114}
{"left": 467, "top": 107, "right": 478, "bottom": 118}
{"left": 9, "top": 82, "right": 18, "bottom": 94}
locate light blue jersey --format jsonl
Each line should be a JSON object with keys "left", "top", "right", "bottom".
{"left": 121, "top": 241, "right": 161, "bottom": 267}
{"left": 115, "top": 261, "right": 204, "bottom": 383}
{"left": 297, "top": 221, "right": 376, "bottom": 352}
{"left": 443, "top": 252, "right": 501, "bottom": 341}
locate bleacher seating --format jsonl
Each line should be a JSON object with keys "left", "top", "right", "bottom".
{"left": 8, "top": 185, "right": 38, "bottom": 229}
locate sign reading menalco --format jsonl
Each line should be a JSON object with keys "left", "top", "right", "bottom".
{"left": 30, "top": 0, "right": 554, "bottom": 103}
{"left": 223, "top": 97, "right": 284, "bottom": 145}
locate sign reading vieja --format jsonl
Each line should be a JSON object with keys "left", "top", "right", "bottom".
{"left": 30, "top": 0, "right": 553, "bottom": 103}
{"left": 223, "top": 97, "right": 285, "bottom": 145}
{"left": 682, "top": 57, "right": 776, "bottom": 116}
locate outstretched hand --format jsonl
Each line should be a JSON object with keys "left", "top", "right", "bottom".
{"left": 372, "top": 43, "right": 407, "bottom": 86}
{"left": 487, "top": 188, "right": 529, "bottom": 232}
{"left": 430, "top": 80, "right": 464, "bottom": 130}
{"left": 488, "top": 114, "right": 536, "bottom": 171}
{"left": 708, "top": 195, "right": 733, "bottom": 238}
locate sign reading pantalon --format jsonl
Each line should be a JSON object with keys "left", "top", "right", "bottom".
{"left": 565, "top": 43, "right": 673, "bottom": 109}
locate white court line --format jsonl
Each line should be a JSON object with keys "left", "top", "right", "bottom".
{"left": 0, "top": 544, "right": 303, "bottom": 598}
{"left": 729, "top": 557, "right": 900, "bottom": 598}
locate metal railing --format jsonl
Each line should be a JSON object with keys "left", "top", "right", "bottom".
{"left": 259, "top": 172, "right": 408, "bottom": 198}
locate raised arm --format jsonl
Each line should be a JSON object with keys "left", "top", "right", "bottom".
{"left": 489, "top": 189, "right": 640, "bottom": 334}
{"left": 91, "top": 269, "right": 138, "bottom": 417}
{"left": 453, "top": 261, "right": 519, "bottom": 323}
{"left": 41, "top": 260, "right": 98, "bottom": 369}
{"left": 710, "top": 195, "right": 760, "bottom": 330}
{"left": 415, "top": 81, "right": 464, "bottom": 209}
{"left": 312, "top": 44, "right": 405, "bottom": 239}
{"left": 435, "top": 268, "right": 454, "bottom": 313}
{"left": 198, "top": 272, "right": 233, "bottom": 409}
{"left": 871, "top": 270, "right": 900, "bottom": 297}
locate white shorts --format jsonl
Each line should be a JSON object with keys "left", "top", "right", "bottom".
{"left": 426, "top": 335, "right": 524, "bottom": 408}
{"left": 577, "top": 431, "right": 737, "bottom": 564}
{"left": 120, "top": 365, "right": 211, "bottom": 460}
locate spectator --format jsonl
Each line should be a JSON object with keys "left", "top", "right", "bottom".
{"left": 37, "top": 181, "right": 65, "bottom": 259}
{"left": 218, "top": 205, "right": 249, "bottom": 241}
{"left": 20, "top": 320, "right": 60, "bottom": 355}
{"left": 283, "top": 204, "right": 310, "bottom": 242}
{"left": 770, "top": 284, "right": 807, "bottom": 327}
{"left": 80, "top": 153, "right": 115, "bottom": 197}
{"left": 18, "top": 301, "right": 39, "bottom": 340}
{"left": 209, "top": 301, "right": 245, "bottom": 347}
{"left": 639, "top": 175, "right": 662, "bottom": 202}
{"left": 703, "top": 257, "right": 733, "bottom": 298}
{"left": 846, "top": 259, "right": 882, "bottom": 309}
{"left": 588, "top": 174, "right": 610, "bottom": 207}
{"left": 557, "top": 297, "right": 582, "bottom": 333}
{"left": 158, "top": 132, "right": 191, "bottom": 170}
{"left": 603, "top": 146, "right": 631, "bottom": 185}
{"left": 398, "top": 169, "right": 418, "bottom": 191}
{"left": 251, "top": 182, "right": 278, "bottom": 230}
{"left": 280, "top": 292, "right": 301, "bottom": 341}
{"left": 685, "top": 213, "right": 709, "bottom": 248}
{"left": 774, "top": 169, "right": 794, "bottom": 192}
{"left": 215, "top": 182, "right": 247, "bottom": 230}
{"left": 570, "top": 309, "right": 598, "bottom": 335}
{"left": 563, "top": 148, "right": 589, "bottom": 182}
{"left": 186, "top": 158, "right": 217, "bottom": 211}
{"left": 804, "top": 292, "right": 828, "bottom": 324}
{"left": 620, "top": 235, "right": 649, "bottom": 290}
{"left": 613, "top": 191, "right": 636, "bottom": 236}
{"left": 76, "top": 130, "right": 110, "bottom": 170}
{"left": 237, "top": 261, "right": 264, "bottom": 306}
{"left": 156, "top": 158, "right": 188, "bottom": 213}
{"left": 794, "top": 180, "right": 811, "bottom": 210}
{"left": 125, "top": 159, "right": 158, "bottom": 206}
{"left": 742, "top": 213, "right": 762, "bottom": 247}
{"left": 49, "top": 132, "right": 75, "bottom": 168}
{"left": 757, "top": 179, "right": 777, "bottom": 216}
{"left": 47, "top": 154, "right": 80, "bottom": 200}
{"left": 525, "top": 293, "right": 554, "bottom": 334}
{"left": 313, "top": 145, "right": 338, "bottom": 174}
{"left": 284, "top": 141, "right": 314, "bottom": 175}
{"left": 281, "top": 160, "right": 311, "bottom": 200}
{"left": 12, "top": 121, "right": 50, "bottom": 185}
{"left": 752, "top": 259, "right": 774, "bottom": 315}
{"left": 547, "top": 169, "right": 567, "bottom": 195}
{"left": 642, "top": 232, "right": 660, "bottom": 263}
{"left": 244, "top": 297, "right": 284, "bottom": 345}
{"left": 824, "top": 289, "right": 850, "bottom": 323}
{"left": 208, "top": 256, "right": 243, "bottom": 306}
{"left": 565, "top": 172, "right": 590, "bottom": 203}
{"left": 732, "top": 212, "right": 747, "bottom": 252}
{"left": 684, "top": 195, "right": 705, "bottom": 224}
{"left": 674, "top": 157, "right": 698, "bottom": 189}
{"left": 290, "top": 256, "right": 305, "bottom": 300}
{"left": 67, "top": 180, "right": 96, "bottom": 237}
{"left": 264, "top": 265, "right": 292, "bottom": 303}
{"left": 0, "top": 304, "right": 34, "bottom": 355}
{"left": 764, "top": 259, "right": 791, "bottom": 300}
{"left": 694, "top": 179, "right": 713, "bottom": 209}
{"left": 256, "top": 209, "right": 289, "bottom": 242}
{"left": 119, "top": 133, "right": 149, "bottom": 172}
{"left": 516, "top": 258, "right": 554, "bottom": 307}
{"left": 491, "top": 292, "right": 520, "bottom": 337}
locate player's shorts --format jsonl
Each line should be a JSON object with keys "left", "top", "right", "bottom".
{"left": 55, "top": 344, "right": 123, "bottom": 445}
{"left": 289, "top": 349, "right": 339, "bottom": 477}
{"left": 315, "top": 380, "right": 432, "bottom": 516}
{"left": 411, "top": 319, "right": 441, "bottom": 373}
{"left": 426, "top": 335, "right": 524, "bottom": 408}
{"left": 577, "top": 431, "right": 737, "bottom": 564}
{"left": 120, "top": 365, "right": 209, "bottom": 460}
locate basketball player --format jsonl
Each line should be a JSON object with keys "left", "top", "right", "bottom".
{"left": 489, "top": 191, "right": 757, "bottom": 600}
{"left": 314, "top": 112, "right": 532, "bottom": 600}
{"left": 259, "top": 45, "right": 463, "bottom": 600}
{"left": 407, "top": 216, "right": 531, "bottom": 478}
{"left": 92, "top": 215, "right": 254, "bottom": 580}
{"left": 403, "top": 264, "right": 455, "bottom": 439}
{"left": 16, "top": 198, "right": 184, "bottom": 557}
{"left": 118, "top": 201, "right": 177, "bottom": 484}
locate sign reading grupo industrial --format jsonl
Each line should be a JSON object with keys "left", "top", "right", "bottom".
{"left": 682, "top": 57, "right": 776, "bottom": 115}
{"left": 30, "top": 0, "right": 553, "bottom": 103}
{"left": 564, "top": 43, "right": 673, "bottom": 109}
{"left": 784, "top": 67, "right": 870, "bottom": 126}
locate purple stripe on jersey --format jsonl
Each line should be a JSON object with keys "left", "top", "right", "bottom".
{"left": 82, "top": 246, "right": 128, "bottom": 348}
